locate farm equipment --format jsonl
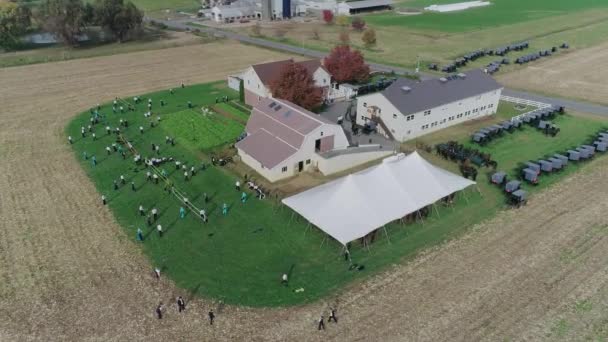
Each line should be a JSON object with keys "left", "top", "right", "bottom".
{"left": 459, "top": 164, "right": 478, "bottom": 180}
{"left": 524, "top": 161, "right": 541, "bottom": 175}
{"left": 505, "top": 180, "right": 521, "bottom": 193}
{"left": 576, "top": 147, "right": 592, "bottom": 159}
{"left": 521, "top": 168, "right": 538, "bottom": 184}
{"left": 491, "top": 171, "right": 507, "bottom": 185}
{"left": 567, "top": 150, "right": 581, "bottom": 161}
{"left": 509, "top": 189, "right": 528, "bottom": 207}
{"left": 593, "top": 141, "right": 607, "bottom": 152}
{"left": 472, "top": 132, "right": 488, "bottom": 145}
{"left": 548, "top": 157, "right": 563, "bottom": 170}
{"left": 538, "top": 160, "right": 553, "bottom": 173}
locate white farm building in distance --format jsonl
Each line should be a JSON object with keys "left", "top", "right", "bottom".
{"left": 356, "top": 69, "right": 503, "bottom": 142}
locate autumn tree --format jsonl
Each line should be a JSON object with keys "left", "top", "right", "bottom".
{"left": 93, "top": 0, "right": 143, "bottom": 42}
{"left": 322, "top": 9, "right": 333, "bottom": 24}
{"left": 324, "top": 45, "right": 370, "bottom": 83}
{"left": 361, "top": 27, "right": 376, "bottom": 48}
{"left": 40, "top": 0, "right": 89, "bottom": 46}
{"left": 351, "top": 16, "right": 365, "bottom": 31}
{"left": 335, "top": 14, "right": 348, "bottom": 27}
{"left": 269, "top": 61, "right": 322, "bottom": 110}
{"left": 0, "top": 2, "right": 31, "bottom": 50}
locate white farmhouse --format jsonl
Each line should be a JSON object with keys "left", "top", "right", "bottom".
{"left": 236, "top": 98, "right": 349, "bottom": 182}
{"left": 242, "top": 59, "right": 333, "bottom": 106}
{"left": 356, "top": 69, "right": 503, "bottom": 142}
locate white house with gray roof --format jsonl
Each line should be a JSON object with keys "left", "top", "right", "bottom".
{"left": 236, "top": 98, "right": 392, "bottom": 182}
{"left": 356, "top": 69, "right": 503, "bottom": 142}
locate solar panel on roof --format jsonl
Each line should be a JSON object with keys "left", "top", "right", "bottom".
{"left": 274, "top": 105, "right": 282, "bottom": 111}
{"left": 283, "top": 110, "right": 292, "bottom": 117}
{"left": 269, "top": 101, "right": 276, "bottom": 108}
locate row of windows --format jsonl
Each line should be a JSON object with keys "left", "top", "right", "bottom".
{"left": 420, "top": 103, "right": 495, "bottom": 130}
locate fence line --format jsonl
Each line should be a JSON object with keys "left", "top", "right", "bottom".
{"left": 500, "top": 95, "right": 552, "bottom": 122}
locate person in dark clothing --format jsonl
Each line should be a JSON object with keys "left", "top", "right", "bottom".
{"left": 113, "top": 180, "right": 118, "bottom": 191}
{"left": 328, "top": 308, "right": 337, "bottom": 323}
{"left": 155, "top": 303, "right": 163, "bottom": 319}
{"left": 131, "top": 182, "right": 136, "bottom": 191}
{"left": 318, "top": 315, "right": 325, "bottom": 330}
{"left": 177, "top": 296, "right": 186, "bottom": 312}
{"left": 208, "top": 310, "right": 215, "bottom": 325}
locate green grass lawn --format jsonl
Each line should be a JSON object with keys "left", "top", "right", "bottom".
{"left": 162, "top": 109, "right": 244, "bottom": 151}
{"left": 372, "top": 0, "right": 608, "bottom": 32}
{"left": 67, "top": 82, "right": 607, "bottom": 307}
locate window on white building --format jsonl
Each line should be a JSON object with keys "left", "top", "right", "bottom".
{"left": 306, "top": 159, "right": 311, "bottom": 165}
{"left": 424, "top": 110, "right": 431, "bottom": 116}
{"left": 393, "top": 114, "right": 397, "bottom": 119}
{"left": 406, "top": 115, "right": 415, "bottom": 121}
{"left": 363, "top": 102, "right": 367, "bottom": 107}
{"left": 282, "top": 166, "right": 288, "bottom": 172}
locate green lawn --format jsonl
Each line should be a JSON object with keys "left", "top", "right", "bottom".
{"left": 162, "top": 109, "right": 244, "bottom": 151}
{"left": 131, "top": 0, "right": 200, "bottom": 14}
{"left": 371, "top": 0, "right": 608, "bottom": 32}
{"left": 66, "top": 82, "right": 607, "bottom": 307}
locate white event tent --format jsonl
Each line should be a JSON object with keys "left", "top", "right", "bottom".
{"left": 282, "top": 152, "right": 476, "bottom": 246}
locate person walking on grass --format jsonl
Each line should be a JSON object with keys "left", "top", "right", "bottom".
{"left": 120, "top": 175, "right": 126, "bottom": 185}
{"left": 131, "top": 181, "right": 136, "bottom": 192}
{"left": 81, "top": 127, "right": 85, "bottom": 138}
{"left": 155, "top": 302, "right": 163, "bottom": 319}
{"left": 328, "top": 308, "right": 337, "bottom": 323}
{"left": 146, "top": 171, "right": 152, "bottom": 182}
{"left": 177, "top": 296, "right": 186, "bottom": 313}
{"left": 222, "top": 203, "right": 228, "bottom": 216}
{"left": 101, "top": 195, "right": 106, "bottom": 205}
{"left": 179, "top": 207, "right": 185, "bottom": 219}
{"left": 92, "top": 133, "right": 96, "bottom": 141}
{"left": 91, "top": 155, "right": 97, "bottom": 167}
{"left": 157, "top": 224, "right": 163, "bottom": 237}
{"left": 318, "top": 315, "right": 325, "bottom": 331}
{"left": 106, "top": 126, "right": 111, "bottom": 135}
{"left": 106, "top": 146, "right": 111, "bottom": 155}
{"left": 68, "top": 136, "right": 73, "bottom": 144}
{"left": 139, "top": 205, "right": 145, "bottom": 216}
{"left": 113, "top": 180, "right": 118, "bottom": 191}
{"left": 199, "top": 209, "right": 207, "bottom": 223}
{"left": 154, "top": 267, "right": 161, "bottom": 279}
{"left": 241, "top": 192, "right": 247, "bottom": 203}
{"left": 184, "top": 171, "right": 189, "bottom": 181}
{"left": 203, "top": 193, "right": 208, "bottom": 203}
{"left": 136, "top": 228, "right": 143, "bottom": 241}
{"left": 153, "top": 174, "right": 159, "bottom": 184}
{"left": 208, "top": 310, "right": 215, "bottom": 325}
{"left": 140, "top": 126, "right": 144, "bottom": 134}
{"left": 83, "top": 151, "right": 88, "bottom": 160}
{"left": 281, "top": 273, "right": 288, "bottom": 286}
{"left": 152, "top": 208, "right": 158, "bottom": 221}
{"left": 235, "top": 181, "right": 240, "bottom": 191}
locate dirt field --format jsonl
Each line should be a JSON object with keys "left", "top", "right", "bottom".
{"left": 498, "top": 41, "right": 608, "bottom": 106}
{"left": 1, "top": 41, "right": 608, "bottom": 341}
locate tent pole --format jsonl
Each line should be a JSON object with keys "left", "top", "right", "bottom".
{"left": 417, "top": 210, "right": 424, "bottom": 226}
{"left": 382, "top": 226, "right": 391, "bottom": 244}
{"left": 303, "top": 223, "right": 311, "bottom": 237}
{"left": 433, "top": 203, "right": 440, "bottom": 218}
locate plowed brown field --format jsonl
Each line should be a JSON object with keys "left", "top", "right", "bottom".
{"left": 1, "top": 41, "right": 607, "bottom": 341}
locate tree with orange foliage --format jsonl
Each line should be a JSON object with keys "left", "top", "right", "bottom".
{"left": 269, "top": 61, "right": 323, "bottom": 110}
{"left": 323, "top": 45, "right": 370, "bottom": 83}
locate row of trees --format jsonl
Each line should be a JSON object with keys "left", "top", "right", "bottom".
{"left": 1, "top": 0, "right": 142, "bottom": 50}
{"left": 268, "top": 45, "right": 370, "bottom": 110}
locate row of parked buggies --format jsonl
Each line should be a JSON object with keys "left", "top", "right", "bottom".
{"left": 472, "top": 105, "right": 565, "bottom": 145}
{"left": 489, "top": 130, "right": 608, "bottom": 207}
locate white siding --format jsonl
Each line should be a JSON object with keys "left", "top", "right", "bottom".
{"left": 316, "top": 148, "right": 393, "bottom": 175}
{"left": 356, "top": 88, "right": 503, "bottom": 142}
{"left": 242, "top": 67, "right": 270, "bottom": 99}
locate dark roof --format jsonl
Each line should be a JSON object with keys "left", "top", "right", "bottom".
{"left": 379, "top": 69, "right": 503, "bottom": 116}
{"left": 341, "top": 0, "right": 393, "bottom": 9}
{"left": 251, "top": 59, "right": 328, "bottom": 86}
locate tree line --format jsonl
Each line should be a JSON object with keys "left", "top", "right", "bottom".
{"left": 1, "top": 0, "right": 143, "bottom": 50}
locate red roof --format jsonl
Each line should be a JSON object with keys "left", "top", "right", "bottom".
{"left": 251, "top": 59, "right": 328, "bottom": 86}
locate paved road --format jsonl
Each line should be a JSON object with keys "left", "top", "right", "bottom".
{"left": 150, "top": 17, "right": 608, "bottom": 117}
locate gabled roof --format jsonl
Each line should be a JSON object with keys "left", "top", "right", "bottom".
{"left": 236, "top": 98, "right": 335, "bottom": 169}
{"left": 251, "top": 59, "right": 329, "bottom": 86}
{"left": 378, "top": 69, "right": 503, "bottom": 116}
{"left": 236, "top": 129, "right": 297, "bottom": 169}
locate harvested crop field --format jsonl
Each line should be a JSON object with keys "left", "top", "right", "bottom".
{"left": 498, "top": 41, "right": 608, "bottom": 106}
{"left": 1, "top": 41, "right": 608, "bottom": 341}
